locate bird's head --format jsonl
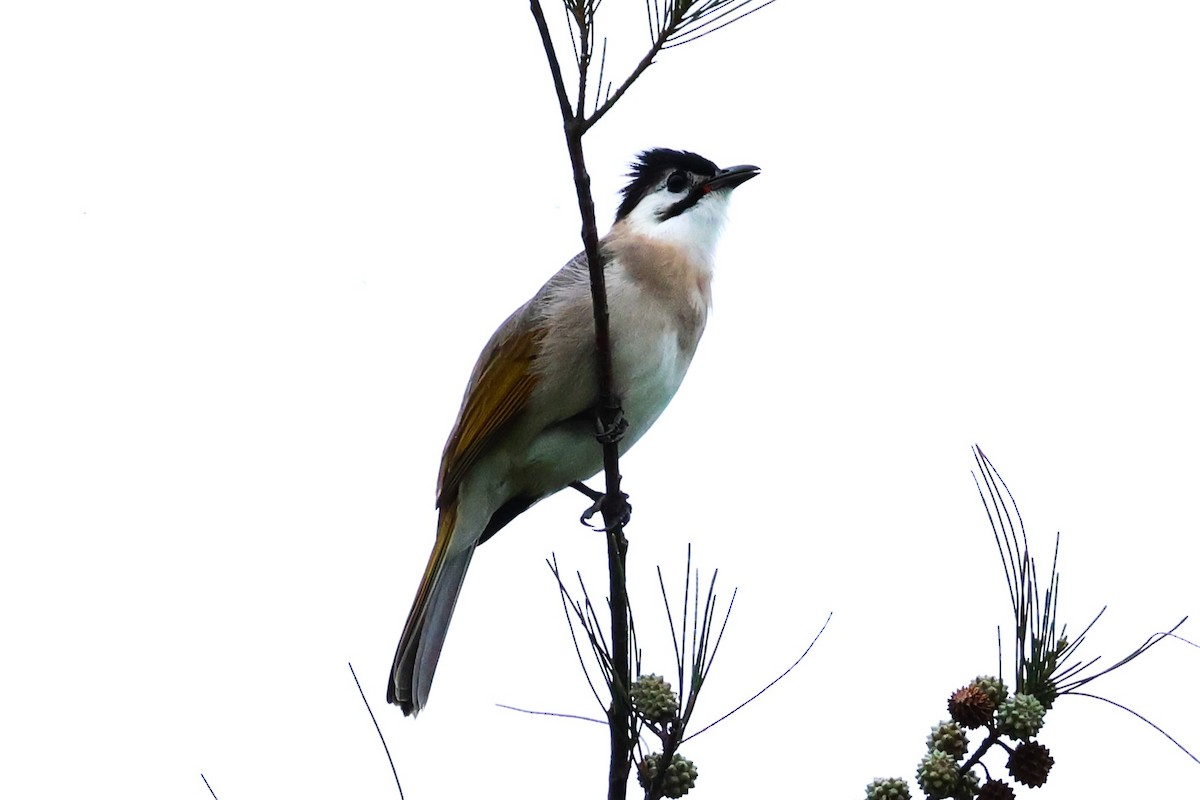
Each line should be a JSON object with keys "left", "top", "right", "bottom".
{"left": 613, "top": 148, "right": 760, "bottom": 260}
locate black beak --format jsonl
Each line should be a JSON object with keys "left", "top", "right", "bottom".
{"left": 702, "top": 164, "right": 761, "bottom": 194}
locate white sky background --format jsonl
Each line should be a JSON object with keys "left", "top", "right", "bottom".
{"left": 2, "top": 1, "right": 1197, "bottom": 797}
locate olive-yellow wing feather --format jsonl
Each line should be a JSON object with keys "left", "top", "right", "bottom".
{"left": 436, "top": 315, "right": 544, "bottom": 508}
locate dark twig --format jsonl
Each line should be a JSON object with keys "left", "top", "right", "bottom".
{"left": 570, "top": 480, "right": 604, "bottom": 501}
{"left": 584, "top": 34, "right": 665, "bottom": 132}
{"left": 682, "top": 611, "right": 832, "bottom": 742}
{"left": 1068, "top": 692, "right": 1200, "bottom": 765}
{"left": 594, "top": 38, "right": 609, "bottom": 115}
{"left": 563, "top": 2, "right": 580, "bottom": 64}
{"left": 1059, "top": 617, "right": 1189, "bottom": 695}
{"left": 349, "top": 662, "right": 404, "bottom": 799}
{"left": 656, "top": 550, "right": 690, "bottom": 701}
{"left": 531, "top": 2, "right": 575, "bottom": 123}
{"left": 530, "top": 4, "right": 634, "bottom": 797}
{"left": 549, "top": 555, "right": 609, "bottom": 710}
{"left": 699, "top": 584, "right": 737, "bottom": 685}
{"left": 496, "top": 703, "right": 609, "bottom": 725}
{"left": 1166, "top": 632, "right": 1199, "bottom": 649}
{"left": 201, "top": 774, "right": 219, "bottom": 800}
{"left": 581, "top": 571, "right": 616, "bottom": 666}
{"left": 663, "top": 0, "right": 777, "bottom": 48}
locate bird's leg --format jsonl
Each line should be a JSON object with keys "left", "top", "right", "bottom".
{"left": 571, "top": 480, "right": 606, "bottom": 526}
{"left": 568, "top": 398, "right": 632, "bottom": 530}
{"left": 570, "top": 480, "right": 603, "bottom": 502}
{"left": 593, "top": 397, "right": 628, "bottom": 444}
{"left": 571, "top": 481, "right": 632, "bottom": 531}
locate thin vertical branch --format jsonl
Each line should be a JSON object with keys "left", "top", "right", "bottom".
{"left": 528, "top": 2, "right": 777, "bottom": 796}
{"left": 531, "top": 2, "right": 576, "bottom": 123}
{"left": 530, "top": 4, "right": 633, "bottom": 796}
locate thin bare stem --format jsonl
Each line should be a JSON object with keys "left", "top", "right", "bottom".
{"left": 575, "top": 6, "right": 590, "bottom": 118}
{"left": 657, "top": 562, "right": 686, "bottom": 702}
{"left": 699, "top": 586, "right": 737, "bottom": 684}
{"left": 1060, "top": 617, "right": 1189, "bottom": 694}
{"left": 563, "top": 3, "right": 580, "bottom": 64}
{"left": 496, "top": 703, "right": 609, "bottom": 725}
{"left": 550, "top": 555, "right": 607, "bottom": 710}
{"left": 201, "top": 774, "right": 219, "bottom": 800}
{"left": 584, "top": 34, "right": 664, "bottom": 131}
{"left": 683, "top": 612, "right": 832, "bottom": 742}
{"left": 664, "top": 0, "right": 770, "bottom": 45}
{"left": 349, "top": 662, "right": 404, "bottom": 799}
{"left": 1069, "top": 692, "right": 1200, "bottom": 765}
{"left": 530, "top": 1, "right": 575, "bottom": 122}
{"left": 594, "top": 38, "right": 608, "bottom": 116}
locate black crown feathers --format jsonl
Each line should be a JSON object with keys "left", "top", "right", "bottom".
{"left": 615, "top": 148, "right": 718, "bottom": 221}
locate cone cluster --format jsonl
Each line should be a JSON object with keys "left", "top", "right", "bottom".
{"left": 637, "top": 752, "right": 698, "bottom": 799}
{"left": 865, "top": 676, "right": 1056, "bottom": 799}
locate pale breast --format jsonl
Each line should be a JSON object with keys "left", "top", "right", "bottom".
{"left": 504, "top": 234, "right": 714, "bottom": 498}
{"left": 605, "top": 246, "right": 710, "bottom": 449}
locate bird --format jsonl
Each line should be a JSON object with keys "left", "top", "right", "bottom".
{"left": 388, "top": 148, "right": 759, "bottom": 715}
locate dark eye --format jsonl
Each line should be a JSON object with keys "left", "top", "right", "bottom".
{"left": 665, "top": 171, "right": 689, "bottom": 193}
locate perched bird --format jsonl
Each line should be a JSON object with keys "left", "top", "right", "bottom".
{"left": 388, "top": 148, "right": 759, "bottom": 715}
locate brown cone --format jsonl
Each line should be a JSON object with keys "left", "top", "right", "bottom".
{"left": 976, "top": 779, "right": 1017, "bottom": 800}
{"left": 1008, "top": 741, "right": 1055, "bottom": 787}
{"left": 948, "top": 684, "right": 995, "bottom": 729}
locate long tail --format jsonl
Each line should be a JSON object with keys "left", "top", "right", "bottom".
{"left": 387, "top": 501, "right": 475, "bottom": 716}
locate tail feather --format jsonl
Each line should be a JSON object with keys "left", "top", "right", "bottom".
{"left": 388, "top": 503, "right": 475, "bottom": 716}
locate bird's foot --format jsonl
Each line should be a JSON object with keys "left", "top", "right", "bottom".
{"left": 594, "top": 408, "right": 628, "bottom": 445}
{"left": 571, "top": 482, "right": 632, "bottom": 531}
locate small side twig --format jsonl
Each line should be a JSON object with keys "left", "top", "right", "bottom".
{"left": 349, "top": 662, "right": 404, "bottom": 800}
{"left": 1067, "top": 692, "right": 1199, "bottom": 765}
{"left": 496, "top": 703, "right": 608, "bottom": 725}
{"left": 551, "top": 557, "right": 605, "bottom": 707}
{"left": 683, "top": 611, "right": 832, "bottom": 742}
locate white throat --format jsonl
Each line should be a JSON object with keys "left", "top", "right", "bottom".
{"left": 623, "top": 192, "right": 731, "bottom": 272}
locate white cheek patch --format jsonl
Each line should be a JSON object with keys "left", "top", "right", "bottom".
{"left": 631, "top": 194, "right": 729, "bottom": 268}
